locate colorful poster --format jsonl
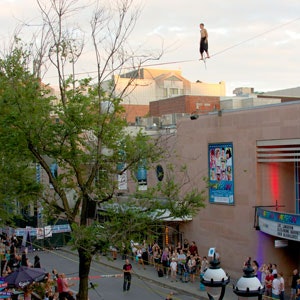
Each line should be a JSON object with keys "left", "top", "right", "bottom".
{"left": 208, "top": 143, "right": 234, "bottom": 204}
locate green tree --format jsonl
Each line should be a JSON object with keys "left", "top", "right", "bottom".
{"left": 0, "top": 1, "right": 206, "bottom": 299}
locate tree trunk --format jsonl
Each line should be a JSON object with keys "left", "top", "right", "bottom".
{"left": 77, "top": 247, "right": 92, "bottom": 300}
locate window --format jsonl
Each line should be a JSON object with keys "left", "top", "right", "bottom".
{"left": 169, "top": 88, "right": 178, "bottom": 96}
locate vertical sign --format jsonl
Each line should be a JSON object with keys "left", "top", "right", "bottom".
{"left": 36, "top": 163, "right": 41, "bottom": 183}
{"left": 137, "top": 160, "right": 147, "bottom": 191}
{"left": 208, "top": 143, "right": 234, "bottom": 204}
{"left": 117, "top": 150, "right": 128, "bottom": 190}
{"left": 50, "top": 162, "right": 58, "bottom": 188}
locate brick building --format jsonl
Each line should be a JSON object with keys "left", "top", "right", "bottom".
{"left": 150, "top": 95, "right": 220, "bottom": 116}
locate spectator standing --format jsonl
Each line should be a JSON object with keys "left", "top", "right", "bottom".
{"left": 161, "top": 248, "right": 170, "bottom": 276}
{"left": 189, "top": 241, "right": 198, "bottom": 256}
{"left": 278, "top": 271, "right": 285, "bottom": 300}
{"left": 58, "top": 273, "right": 75, "bottom": 300}
{"left": 44, "top": 273, "right": 55, "bottom": 300}
{"left": 296, "top": 278, "right": 300, "bottom": 300}
{"left": 265, "top": 269, "right": 274, "bottom": 298}
{"left": 21, "top": 251, "right": 28, "bottom": 267}
{"left": 183, "top": 239, "right": 189, "bottom": 254}
{"left": 272, "top": 273, "right": 281, "bottom": 299}
{"left": 201, "top": 256, "right": 209, "bottom": 274}
{"left": 153, "top": 244, "right": 161, "bottom": 271}
{"left": 136, "top": 247, "right": 145, "bottom": 270}
{"left": 52, "top": 269, "right": 59, "bottom": 300}
{"left": 272, "top": 264, "right": 278, "bottom": 275}
{"left": 34, "top": 255, "right": 41, "bottom": 268}
{"left": 291, "top": 269, "right": 300, "bottom": 300}
{"left": 259, "top": 263, "right": 268, "bottom": 288}
{"left": 188, "top": 254, "right": 196, "bottom": 283}
{"left": 170, "top": 258, "right": 177, "bottom": 282}
{"left": 177, "top": 250, "right": 186, "bottom": 281}
{"left": 176, "top": 242, "right": 182, "bottom": 253}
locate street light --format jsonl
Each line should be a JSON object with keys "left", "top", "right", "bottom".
{"left": 201, "top": 254, "right": 230, "bottom": 300}
{"left": 233, "top": 258, "right": 264, "bottom": 299}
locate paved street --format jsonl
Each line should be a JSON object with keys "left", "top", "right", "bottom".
{"left": 27, "top": 249, "right": 202, "bottom": 300}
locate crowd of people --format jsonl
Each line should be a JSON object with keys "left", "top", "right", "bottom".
{"left": 0, "top": 233, "right": 76, "bottom": 300}
{"left": 0, "top": 233, "right": 41, "bottom": 276}
{"left": 256, "top": 261, "right": 300, "bottom": 300}
{"left": 128, "top": 239, "right": 300, "bottom": 300}
{"left": 129, "top": 239, "right": 211, "bottom": 284}
{"left": 2, "top": 232, "right": 300, "bottom": 300}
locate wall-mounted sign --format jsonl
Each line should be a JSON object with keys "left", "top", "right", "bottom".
{"left": 208, "top": 143, "right": 234, "bottom": 204}
{"left": 258, "top": 208, "right": 300, "bottom": 242}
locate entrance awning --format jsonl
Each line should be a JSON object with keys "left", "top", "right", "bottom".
{"left": 153, "top": 209, "right": 192, "bottom": 222}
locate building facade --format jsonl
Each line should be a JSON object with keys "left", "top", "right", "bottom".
{"left": 150, "top": 95, "right": 221, "bottom": 117}
{"left": 163, "top": 101, "right": 300, "bottom": 279}
{"left": 104, "top": 68, "right": 225, "bottom": 124}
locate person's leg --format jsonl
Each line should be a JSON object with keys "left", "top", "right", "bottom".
{"left": 123, "top": 277, "right": 127, "bottom": 291}
{"left": 127, "top": 275, "right": 131, "bottom": 291}
{"left": 199, "top": 44, "right": 204, "bottom": 60}
{"left": 66, "top": 292, "right": 75, "bottom": 300}
{"left": 141, "top": 258, "right": 145, "bottom": 269}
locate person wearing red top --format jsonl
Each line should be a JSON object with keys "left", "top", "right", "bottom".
{"left": 123, "top": 259, "right": 133, "bottom": 292}
{"left": 57, "top": 274, "right": 63, "bottom": 294}
{"left": 265, "top": 269, "right": 274, "bottom": 298}
{"left": 189, "top": 241, "right": 198, "bottom": 256}
{"left": 58, "top": 273, "right": 75, "bottom": 300}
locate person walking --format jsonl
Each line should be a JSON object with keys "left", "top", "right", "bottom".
{"left": 199, "top": 23, "right": 210, "bottom": 60}
{"left": 123, "top": 259, "right": 133, "bottom": 292}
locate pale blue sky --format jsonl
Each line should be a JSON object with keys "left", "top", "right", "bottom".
{"left": 0, "top": 0, "right": 299, "bottom": 95}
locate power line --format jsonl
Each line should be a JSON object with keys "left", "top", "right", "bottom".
{"left": 43, "top": 16, "right": 300, "bottom": 81}
{"left": 210, "top": 16, "right": 300, "bottom": 58}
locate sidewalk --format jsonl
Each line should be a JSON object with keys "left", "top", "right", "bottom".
{"left": 90, "top": 252, "right": 237, "bottom": 300}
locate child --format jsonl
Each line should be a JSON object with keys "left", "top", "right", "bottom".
{"left": 182, "top": 263, "right": 189, "bottom": 283}
{"left": 170, "top": 258, "right": 177, "bottom": 281}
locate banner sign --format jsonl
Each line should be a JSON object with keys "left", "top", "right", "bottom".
{"left": 208, "top": 143, "right": 234, "bottom": 204}
{"left": 13, "top": 224, "right": 71, "bottom": 237}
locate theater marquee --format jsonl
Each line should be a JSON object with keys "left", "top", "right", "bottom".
{"left": 257, "top": 208, "right": 300, "bottom": 242}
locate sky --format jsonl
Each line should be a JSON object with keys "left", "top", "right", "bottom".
{"left": 0, "top": 0, "right": 299, "bottom": 95}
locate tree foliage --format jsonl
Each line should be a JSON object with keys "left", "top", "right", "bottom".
{"left": 0, "top": 1, "right": 207, "bottom": 299}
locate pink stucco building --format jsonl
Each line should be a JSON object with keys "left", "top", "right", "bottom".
{"left": 161, "top": 100, "right": 300, "bottom": 279}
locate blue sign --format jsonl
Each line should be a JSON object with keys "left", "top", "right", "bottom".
{"left": 257, "top": 208, "right": 300, "bottom": 226}
{"left": 208, "top": 143, "right": 234, "bottom": 204}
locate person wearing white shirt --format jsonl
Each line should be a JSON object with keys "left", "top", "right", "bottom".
{"left": 278, "top": 272, "right": 285, "bottom": 300}
{"left": 272, "top": 273, "right": 281, "bottom": 299}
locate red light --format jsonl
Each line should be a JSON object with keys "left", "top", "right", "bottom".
{"left": 270, "top": 163, "right": 279, "bottom": 202}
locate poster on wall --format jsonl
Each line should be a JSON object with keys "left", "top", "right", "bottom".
{"left": 208, "top": 143, "right": 234, "bottom": 204}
